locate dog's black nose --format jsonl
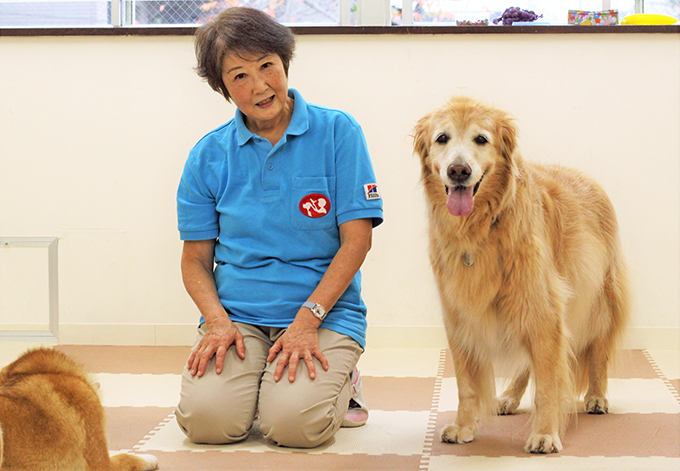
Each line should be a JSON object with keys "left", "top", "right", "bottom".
{"left": 447, "top": 164, "right": 472, "bottom": 183}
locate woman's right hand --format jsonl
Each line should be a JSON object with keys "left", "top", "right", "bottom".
{"left": 181, "top": 239, "right": 246, "bottom": 377}
{"left": 187, "top": 317, "right": 246, "bottom": 377}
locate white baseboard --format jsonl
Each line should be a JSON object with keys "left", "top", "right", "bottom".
{"left": 53, "top": 324, "right": 680, "bottom": 350}
{"left": 58, "top": 323, "right": 199, "bottom": 346}
{"left": 620, "top": 326, "right": 680, "bottom": 351}
{"left": 368, "top": 326, "right": 680, "bottom": 350}
{"left": 366, "top": 325, "right": 449, "bottom": 348}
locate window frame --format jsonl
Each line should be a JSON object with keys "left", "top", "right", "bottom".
{"left": 0, "top": 0, "right": 678, "bottom": 35}
{"left": 0, "top": 24, "right": 678, "bottom": 36}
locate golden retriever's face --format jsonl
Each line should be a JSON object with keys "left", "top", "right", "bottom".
{"left": 414, "top": 97, "right": 517, "bottom": 217}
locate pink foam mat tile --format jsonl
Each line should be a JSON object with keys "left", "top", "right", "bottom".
{"left": 431, "top": 411, "right": 680, "bottom": 458}
{"left": 144, "top": 451, "right": 423, "bottom": 471}
{"left": 362, "top": 376, "right": 436, "bottom": 411}
{"left": 106, "top": 406, "right": 176, "bottom": 451}
{"left": 56, "top": 345, "right": 191, "bottom": 374}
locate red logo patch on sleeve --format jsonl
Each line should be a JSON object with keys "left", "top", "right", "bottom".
{"left": 299, "top": 194, "right": 331, "bottom": 218}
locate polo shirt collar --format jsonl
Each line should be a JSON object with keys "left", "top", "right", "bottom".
{"left": 235, "top": 88, "right": 309, "bottom": 146}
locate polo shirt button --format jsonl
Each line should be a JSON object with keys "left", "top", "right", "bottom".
{"left": 267, "top": 164, "right": 274, "bottom": 170}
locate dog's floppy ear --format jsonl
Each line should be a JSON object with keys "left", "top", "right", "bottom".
{"left": 495, "top": 111, "right": 518, "bottom": 161}
{"left": 413, "top": 116, "right": 430, "bottom": 159}
{"left": 413, "top": 115, "right": 433, "bottom": 177}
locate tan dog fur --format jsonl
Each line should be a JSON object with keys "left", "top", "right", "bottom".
{"left": 413, "top": 97, "right": 629, "bottom": 453}
{"left": 0, "top": 348, "right": 158, "bottom": 470}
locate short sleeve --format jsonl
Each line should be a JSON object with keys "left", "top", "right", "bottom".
{"left": 334, "top": 123, "right": 384, "bottom": 228}
{"left": 176, "top": 154, "right": 220, "bottom": 241}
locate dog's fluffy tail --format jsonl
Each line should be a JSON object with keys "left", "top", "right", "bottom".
{"left": 574, "top": 245, "right": 631, "bottom": 398}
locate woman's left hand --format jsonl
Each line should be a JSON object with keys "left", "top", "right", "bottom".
{"left": 267, "top": 219, "right": 372, "bottom": 383}
{"left": 267, "top": 314, "right": 329, "bottom": 382}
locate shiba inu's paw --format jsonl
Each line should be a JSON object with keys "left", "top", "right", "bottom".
{"left": 441, "top": 424, "right": 476, "bottom": 444}
{"left": 110, "top": 452, "right": 159, "bottom": 470}
{"left": 584, "top": 396, "right": 609, "bottom": 414}
{"left": 524, "top": 433, "right": 562, "bottom": 454}
{"left": 497, "top": 395, "right": 520, "bottom": 415}
{"left": 139, "top": 454, "right": 159, "bottom": 470}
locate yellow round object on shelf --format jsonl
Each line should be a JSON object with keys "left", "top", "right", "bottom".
{"left": 621, "top": 14, "right": 678, "bottom": 25}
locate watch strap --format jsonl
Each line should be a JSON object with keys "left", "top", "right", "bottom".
{"left": 302, "top": 301, "right": 327, "bottom": 321}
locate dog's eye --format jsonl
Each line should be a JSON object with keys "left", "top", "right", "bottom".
{"left": 436, "top": 133, "right": 450, "bottom": 144}
{"left": 474, "top": 135, "right": 488, "bottom": 145}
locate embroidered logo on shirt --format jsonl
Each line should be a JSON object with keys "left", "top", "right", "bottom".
{"left": 299, "top": 194, "right": 331, "bottom": 218}
{"left": 364, "top": 184, "right": 381, "bottom": 200}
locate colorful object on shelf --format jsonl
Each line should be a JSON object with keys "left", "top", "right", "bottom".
{"left": 493, "top": 7, "right": 542, "bottom": 26}
{"left": 568, "top": 10, "right": 619, "bottom": 26}
{"left": 621, "top": 14, "right": 678, "bottom": 25}
{"left": 456, "top": 19, "right": 489, "bottom": 26}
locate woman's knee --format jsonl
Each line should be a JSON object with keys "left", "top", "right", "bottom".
{"left": 176, "top": 396, "right": 253, "bottom": 444}
{"left": 176, "top": 374, "right": 257, "bottom": 445}
{"left": 259, "top": 401, "right": 341, "bottom": 448}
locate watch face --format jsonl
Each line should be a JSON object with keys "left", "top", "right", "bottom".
{"left": 312, "top": 305, "right": 325, "bottom": 319}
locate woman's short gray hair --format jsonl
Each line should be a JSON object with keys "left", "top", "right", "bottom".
{"left": 195, "top": 7, "right": 296, "bottom": 102}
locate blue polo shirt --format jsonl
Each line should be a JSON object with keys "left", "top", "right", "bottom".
{"left": 177, "top": 89, "right": 383, "bottom": 348}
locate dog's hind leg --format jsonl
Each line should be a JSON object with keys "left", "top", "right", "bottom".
{"left": 441, "top": 346, "right": 495, "bottom": 445}
{"left": 584, "top": 261, "right": 630, "bottom": 415}
{"left": 583, "top": 341, "right": 610, "bottom": 414}
{"left": 497, "top": 367, "right": 530, "bottom": 415}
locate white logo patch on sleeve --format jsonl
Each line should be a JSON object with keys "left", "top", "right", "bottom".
{"left": 363, "top": 184, "right": 381, "bottom": 201}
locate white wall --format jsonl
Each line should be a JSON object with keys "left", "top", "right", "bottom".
{"left": 0, "top": 32, "right": 678, "bottom": 348}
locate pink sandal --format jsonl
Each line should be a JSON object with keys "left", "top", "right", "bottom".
{"left": 342, "top": 367, "right": 369, "bottom": 427}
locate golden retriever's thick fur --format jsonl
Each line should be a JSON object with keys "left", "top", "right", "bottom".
{"left": 0, "top": 348, "right": 158, "bottom": 471}
{"left": 414, "top": 97, "right": 629, "bottom": 453}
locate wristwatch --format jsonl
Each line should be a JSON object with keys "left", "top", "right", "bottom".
{"left": 302, "top": 301, "right": 327, "bottom": 321}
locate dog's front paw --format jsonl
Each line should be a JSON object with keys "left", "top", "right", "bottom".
{"left": 584, "top": 396, "right": 609, "bottom": 414}
{"left": 524, "top": 433, "right": 562, "bottom": 454}
{"left": 139, "top": 454, "right": 159, "bottom": 470}
{"left": 110, "top": 452, "right": 159, "bottom": 470}
{"left": 497, "top": 395, "right": 520, "bottom": 415}
{"left": 441, "top": 424, "right": 476, "bottom": 444}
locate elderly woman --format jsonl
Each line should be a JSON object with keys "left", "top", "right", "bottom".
{"left": 175, "top": 7, "right": 383, "bottom": 448}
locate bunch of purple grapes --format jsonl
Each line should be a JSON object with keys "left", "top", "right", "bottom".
{"left": 492, "top": 7, "right": 543, "bottom": 25}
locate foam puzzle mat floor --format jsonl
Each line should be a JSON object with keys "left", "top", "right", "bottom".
{"left": 10, "top": 345, "right": 679, "bottom": 470}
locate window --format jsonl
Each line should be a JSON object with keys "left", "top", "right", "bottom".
{"left": 0, "top": 0, "right": 677, "bottom": 28}
{"left": 391, "top": 1, "right": 679, "bottom": 26}
{"left": 0, "top": 0, "right": 111, "bottom": 27}
{"left": 645, "top": 0, "right": 680, "bottom": 16}
{"left": 131, "top": 0, "right": 340, "bottom": 26}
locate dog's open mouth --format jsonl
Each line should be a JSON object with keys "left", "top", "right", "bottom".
{"left": 444, "top": 174, "right": 484, "bottom": 217}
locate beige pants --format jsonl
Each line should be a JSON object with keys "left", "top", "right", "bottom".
{"left": 175, "top": 323, "right": 363, "bottom": 448}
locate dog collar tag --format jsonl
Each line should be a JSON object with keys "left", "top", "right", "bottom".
{"left": 462, "top": 252, "right": 474, "bottom": 267}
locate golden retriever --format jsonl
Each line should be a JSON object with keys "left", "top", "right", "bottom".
{"left": 0, "top": 348, "right": 158, "bottom": 470}
{"left": 413, "top": 97, "right": 629, "bottom": 453}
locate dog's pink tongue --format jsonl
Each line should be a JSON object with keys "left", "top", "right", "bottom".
{"left": 446, "top": 186, "right": 474, "bottom": 216}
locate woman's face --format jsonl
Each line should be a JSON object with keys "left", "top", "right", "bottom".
{"left": 221, "top": 52, "right": 289, "bottom": 130}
